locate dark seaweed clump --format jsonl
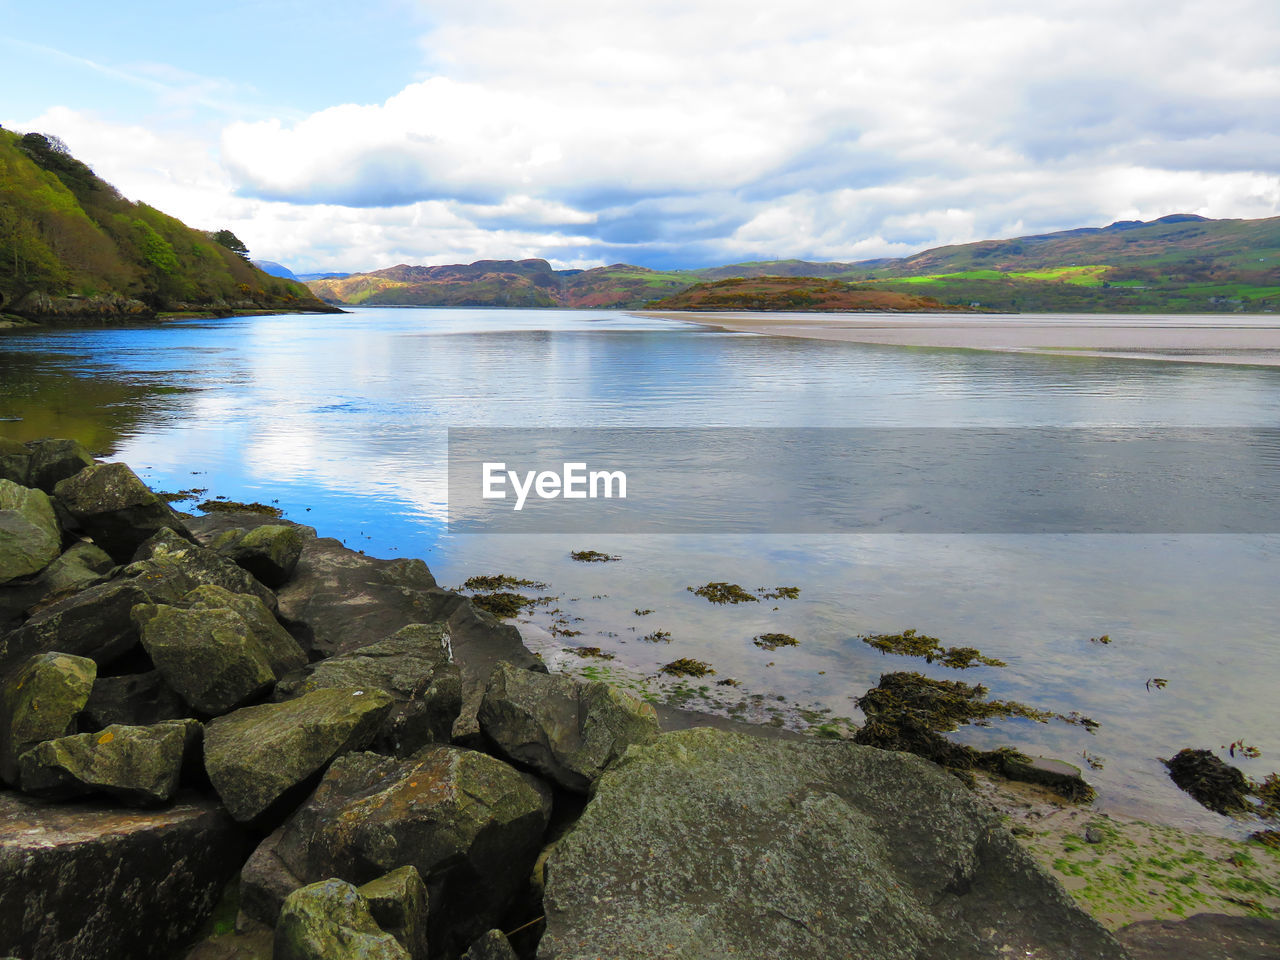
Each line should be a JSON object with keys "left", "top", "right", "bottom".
{"left": 566, "top": 646, "right": 615, "bottom": 660}
{"left": 687, "top": 582, "right": 758, "bottom": 604}
{"left": 196, "top": 499, "right": 282, "bottom": 518}
{"left": 641, "top": 630, "right": 672, "bottom": 643}
{"left": 753, "top": 633, "right": 798, "bottom": 651}
{"left": 1163, "top": 748, "right": 1253, "bottom": 815}
{"left": 463, "top": 574, "right": 549, "bottom": 592}
{"left": 570, "top": 550, "right": 619, "bottom": 562}
{"left": 757, "top": 586, "right": 800, "bottom": 600}
{"left": 860, "top": 628, "right": 1006, "bottom": 669}
{"left": 660, "top": 658, "right": 715, "bottom": 678}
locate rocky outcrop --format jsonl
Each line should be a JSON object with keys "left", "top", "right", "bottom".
{"left": 0, "top": 479, "right": 62, "bottom": 583}
{"left": 17, "top": 721, "right": 189, "bottom": 805}
{"left": 0, "top": 651, "right": 96, "bottom": 784}
{"left": 478, "top": 660, "right": 660, "bottom": 793}
{"left": 0, "top": 437, "right": 31, "bottom": 484}
{"left": 52, "top": 461, "right": 193, "bottom": 561}
{"left": 0, "top": 791, "right": 243, "bottom": 960}
{"left": 538, "top": 727, "right": 1127, "bottom": 960}
{"left": 275, "top": 623, "right": 461, "bottom": 755}
{"left": 203, "top": 687, "right": 394, "bottom": 822}
{"left": 211, "top": 523, "right": 304, "bottom": 588}
{"left": 24, "top": 438, "right": 94, "bottom": 492}
{"left": 274, "top": 880, "right": 409, "bottom": 960}
{"left": 124, "top": 527, "right": 278, "bottom": 612}
{"left": 1117, "top": 913, "right": 1280, "bottom": 960}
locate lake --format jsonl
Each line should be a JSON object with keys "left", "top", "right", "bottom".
{"left": 2, "top": 306, "right": 1277, "bottom": 834}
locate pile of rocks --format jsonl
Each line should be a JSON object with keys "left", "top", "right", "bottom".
{"left": 0, "top": 439, "right": 1129, "bottom": 960}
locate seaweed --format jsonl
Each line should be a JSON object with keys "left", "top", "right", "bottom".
{"left": 196, "top": 499, "right": 282, "bottom": 518}
{"left": 462, "top": 574, "right": 549, "bottom": 591}
{"left": 567, "top": 646, "right": 615, "bottom": 660}
{"left": 1163, "top": 749, "right": 1252, "bottom": 815}
{"left": 641, "top": 630, "right": 673, "bottom": 644}
{"left": 633, "top": 608, "right": 654, "bottom": 616}
{"left": 753, "top": 633, "right": 798, "bottom": 651}
{"left": 687, "top": 582, "right": 758, "bottom": 604}
{"left": 570, "top": 550, "right": 619, "bottom": 562}
{"left": 660, "top": 658, "right": 715, "bottom": 678}
{"left": 757, "top": 586, "right": 800, "bottom": 600}
{"left": 859, "top": 628, "right": 1006, "bottom": 669}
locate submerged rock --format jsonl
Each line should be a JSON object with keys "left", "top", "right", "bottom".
{"left": 53, "top": 461, "right": 193, "bottom": 561}
{"left": 203, "top": 686, "right": 393, "bottom": 822}
{"left": 0, "top": 651, "right": 96, "bottom": 785}
{"left": 478, "top": 660, "right": 660, "bottom": 793}
{"left": 212, "top": 523, "right": 305, "bottom": 588}
{"left": 0, "top": 791, "right": 243, "bottom": 960}
{"left": 274, "top": 879, "right": 409, "bottom": 960}
{"left": 276, "top": 623, "right": 461, "bottom": 756}
{"left": 17, "top": 721, "right": 188, "bottom": 806}
{"left": 538, "top": 727, "right": 1126, "bottom": 960}
{"left": 0, "top": 478, "right": 62, "bottom": 583}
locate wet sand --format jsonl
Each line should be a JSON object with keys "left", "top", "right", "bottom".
{"left": 637, "top": 310, "right": 1280, "bottom": 366}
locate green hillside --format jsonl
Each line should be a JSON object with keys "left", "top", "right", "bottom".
{"left": 0, "top": 128, "right": 333, "bottom": 322}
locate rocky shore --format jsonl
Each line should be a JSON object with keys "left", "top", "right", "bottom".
{"left": 0, "top": 440, "right": 1274, "bottom": 958}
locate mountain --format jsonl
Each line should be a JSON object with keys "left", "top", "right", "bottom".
{"left": 251, "top": 260, "right": 298, "bottom": 280}
{"left": 0, "top": 128, "right": 334, "bottom": 322}
{"left": 304, "top": 214, "right": 1280, "bottom": 313}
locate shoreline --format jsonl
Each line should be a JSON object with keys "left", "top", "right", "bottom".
{"left": 637, "top": 309, "right": 1280, "bottom": 367}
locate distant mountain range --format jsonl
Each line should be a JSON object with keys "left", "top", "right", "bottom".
{"left": 0, "top": 129, "right": 332, "bottom": 323}
{"left": 303, "top": 214, "right": 1280, "bottom": 313}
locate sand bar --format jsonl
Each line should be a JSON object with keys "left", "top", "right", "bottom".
{"left": 636, "top": 310, "right": 1280, "bottom": 366}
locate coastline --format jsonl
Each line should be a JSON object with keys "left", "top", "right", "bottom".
{"left": 637, "top": 309, "right": 1280, "bottom": 367}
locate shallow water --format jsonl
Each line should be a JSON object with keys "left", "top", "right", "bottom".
{"left": 2, "top": 307, "right": 1277, "bottom": 834}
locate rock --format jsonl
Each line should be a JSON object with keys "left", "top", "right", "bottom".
{"left": 538, "top": 727, "right": 1127, "bottom": 960}
{"left": 17, "top": 721, "right": 187, "bottom": 805}
{"left": 1084, "top": 826, "right": 1105, "bottom": 844}
{"left": 0, "top": 790, "right": 243, "bottom": 960}
{"left": 53, "top": 461, "right": 193, "bottom": 561}
{"left": 124, "top": 527, "right": 279, "bottom": 612}
{"left": 24, "top": 438, "right": 94, "bottom": 492}
{"left": 0, "top": 651, "right": 96, "bottom": 785}
{"left": 82, "top": 670, "right": 190, "bottom": 728}
{"left": 0, "top": 478, "right": 62, "bottom": 583}
{"left": 275, "top": 623, "right": 461, "bottom": 755}
{"left": 181, "top": 926, "right": 273, "bottom": 960}
{"left": 479, "top": 661, "right": 660, "bottom": 792}
{"left": 359, "top": 866, "right": 431, "bottom": 960}
{"left": 273, "top": 746, "right": 551, "bottom": 955}
{"left": 1116, "top": 913, "right": 1280, "bottom": 960}
{"left": 133, "top": 603, "right": 277, "bottom": 715}
{"left": 274, "top": 879, "right": 409, "bottom": 960}
{"left": 177, "top": 584, "right": 306, "bottom": 676}
{"left": 1164, "top": 748, "right": 1252, "bottom": 814}
{"left": 999, "top": 754, "right": 1095, "bottom": 802}
{"left": 0, "top": 437, "right": 31, "bottom": 484}
{"left": 203, "top": 687, "right": 394, "bottom": 823}
{"left": 0, "top": 578, "right": 150, "bottom": 675}
{"left": 31, "top": 540, "right": 115, "bottom": 596}
{"left": 462, "top": 930, "right": 518, "bottom": 960}
{"left": 240, "top": 826, "right": 303, "bottom": 926}
{"left": 212, "top": 524, "right": 305, "bottom": 588}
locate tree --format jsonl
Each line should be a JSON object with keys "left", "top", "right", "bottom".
{"left": 211, "top": 229, "right": 250, "bottom": 260}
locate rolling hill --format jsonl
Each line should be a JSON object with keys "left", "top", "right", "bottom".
{"left": 0, "top": 128, "right": 333, "bottom": 323}
{"left": 305, "top": 214, "right": 1280, "bottom": 313}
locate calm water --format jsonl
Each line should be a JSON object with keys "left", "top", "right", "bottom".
{"left": 2, "top": 307, "right": 1277, "bottom": 833}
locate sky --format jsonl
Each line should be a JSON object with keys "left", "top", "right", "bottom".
{"left": 3, "top": 0, "right": 1280, "bottom": 273}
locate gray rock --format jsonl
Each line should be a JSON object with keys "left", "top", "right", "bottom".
{"left": 212, "top": 523, "right": 305, "bottom": 588}
{"left": 479, "top": 661, "right": 660, "bottom": 792}
{"left": 204, "top": 687, "right": 394, "bottom": 822}
{"left": 82, "top": 670, "right": 190, "bottom": 728}
{"left": 0, "top": 437, "right": 31, "bottom": 485}
{"left": 24, "top": 438, "right": 94, "bottom": 492}
{"left": 0, "top": 478, "right": 61, "bottom": 583}
{"left": 538, "top": 727, "right": 1127, "bottom": 960}
{"left": 0, "top": 790, "right": 243, "bottom": 960}
{"left": 359, "top": 866, "right": 431, "bottom": 960}
{"left": 176, "top": 583, "right": 306, "bottom": 677}
{"left": 0, "top": 651, "right": 96, "bottom": 785}
{"left": 462, "top": 930, "right": 518, "bottom": 960}
{"left": 0, "top": 578, "right": 150, "bottom": 675}
{"left": 123, "top": 527, "right": 278, "bottom": 612}
{"left": 133, "top": 603, "right": 277, "bottom": 715}
{"left": 276, "top": 623, "right": 461, "bottom": 755}
{"left": 18, "top": 721, "right": 187, "bottom": 805}
{"left": 274, "top": 879, "right": 409, "bottom": 960}
{"left": 53, "top": 461, "right": 192, "bottom": 561}
{"left": 32, "top": 540, "right": 115, "bottom": 595}
{"left": 240, "top": 826, "right": 306, "bottom": 927}
{"left": 1116, "top": 913, "right": 1280, "bottom": 960}
{"left": 274, "top": 746, "right": 551, "bottom": 956}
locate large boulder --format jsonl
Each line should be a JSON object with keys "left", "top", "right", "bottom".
{"left": 173, "top": 583, "right": 306, "bottom": 676}
{"left": 82, "top": 670, "right": 190, "bottom": 728}
{"left": 358, "top": 866, "right": 431, "bottom": 960}
{"left": 123, "top": 527, "right": 278, "bottom": 612}
{"left": 24, "top": 438, "right": 94, "bottom": 492}
{"left": 133, "top": 604, "right": 277, "bottom": 715}
{"left": 538, "top": 728, "right": 1128, "bottom": 960}
{"left": 479, "top": 660, "right": 659, "bottom": 793}
{"left": 30, "top": 540, "right": 115, "bottom": 597}
{"left": 0, "top": 651, "right": 96, "bottom": 785}
{"left": 203, "top": 687, "right": 394, "bottom": 823}
{"left": 275, "top": 623, "right": 461, "bottom": 755}
{"left": 0, "top": 437, "right": 31, "bottom": 485}
{"left": 462, "top": 931, "right": 518, "bottom": 960}
{"left": 211, "top": 524, "right": 305, "bottom": 588}
{"left": 0, "top": 790, "right": 243, "bottom": 960}
{"left": 274, "top": 879, "right": 409, "bottom": 960}
{"left": 53, "top": 461, "right": 192, "bottom": 561}
{"left": 0, "top": 578, "right": 150, "bottom": 675}
{"left": 18, "top": 721, "right": 188, "bottom": 806}
{"left": 270, "top": 746, "right": 551, "bottom": 955}
{"left": 0, "top": 478, "right": 62, "bottom": 583}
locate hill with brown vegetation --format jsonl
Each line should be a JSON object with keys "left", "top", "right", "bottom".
{"left": 646, "top": 276, "right": 973, "bottom": 312}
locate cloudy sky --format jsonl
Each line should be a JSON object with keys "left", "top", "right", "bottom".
{"left": 4, "top": 0, "right": 1279, "bottom": 272}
